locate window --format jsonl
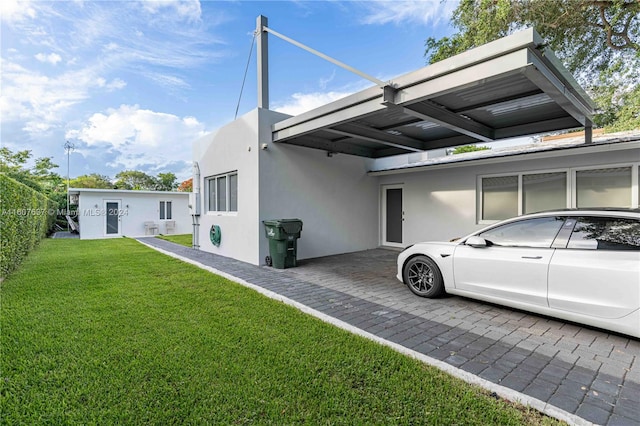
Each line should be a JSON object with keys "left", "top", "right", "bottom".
{"left": 576, "top": 167, "right": 632, "bottom": 208}
{"left": 159, "top": 201, "right": 172, "bottom": 220}
{"left": 477, "top": 217, "right": 565, "bottom": 248}
{"left": 567, "top": 217, "right": 640, "bottom": 250}
{"left": 207, "top": 172, "right": 238, "bottom": 212}
{"left": 482, "top": 175, "right": 518, "bottom": 221}
{"left": 479, "top": 164, "right": 639, "bottom": 223}
{"left": 523, "top": 172, "right": 566, "bottom": 214}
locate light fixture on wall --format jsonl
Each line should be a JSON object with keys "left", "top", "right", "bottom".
{"left": 126, "top": 204, "right": 129, "bottom": 209}
{"left": 94, "top": 204, "right": 99, "bottom": 208}
{"left": 327, "top": 151, "right": 335, "bottom": 158}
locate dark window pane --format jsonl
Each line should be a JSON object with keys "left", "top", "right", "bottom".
{"left": 479, "top": 216, "right": 565, "bottom": 248}
{"left": 208, "top": 179, "right": 216, "bottom": 211}
{"left": 217, "top": 176, "right": 227, "bottom": 211}
{"left": 568, "top": 217, "right": 640, "bottom": 250}
{"left": 166, "top": 201, "right": 172, "bottom": 220}
{"left": 386, "top": 188, "right": 402, "bottom": 243}
{"left": 160, "top": 201, "right": 165, "bottom": 220}
{"left": 106, "top": 202, "right": 119, "bottom": 234}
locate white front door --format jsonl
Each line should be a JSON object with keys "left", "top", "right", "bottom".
{"left": 104, "top": 200, "right": 121, "bottom": 236}
{"left": 382, "top": 185, "right": 403, "bottom": 247}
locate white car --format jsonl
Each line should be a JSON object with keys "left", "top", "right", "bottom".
{"left": 397, "top": 209, "right": 640, "bottom": 338}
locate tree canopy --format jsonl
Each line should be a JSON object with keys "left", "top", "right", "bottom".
{"left": 0, "top": 148, "right": 64, "bottom": 195}
{"left": 425, "top": 0, "right": 639, "bottom": 130}
{"left": 177, "top": 178, "right": 193, "bottom": 192}
{"left": 114, "top": 170, "right": 178, "bottom": 191}
{"left": 69, "top": 174, "right": 114, "bottom": 189}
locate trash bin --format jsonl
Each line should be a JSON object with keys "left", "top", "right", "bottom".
{"left": 263, "top": 219, "right": 303, "bottom": 269}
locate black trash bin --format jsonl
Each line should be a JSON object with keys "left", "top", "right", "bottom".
{"left": 263, "top": 219, "right": 303, "bottom": 269}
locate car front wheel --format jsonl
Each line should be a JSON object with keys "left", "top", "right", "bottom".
{"left": 403, "top": 255, "right": 444, "bottom": 298}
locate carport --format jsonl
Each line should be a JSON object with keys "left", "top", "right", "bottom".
{"left": 257, "top": 25, "right": 596, "bottom": 157}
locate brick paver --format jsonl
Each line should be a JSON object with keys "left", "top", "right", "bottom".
{"left": 139, "top": 238, "right": 640, "bottom": 426}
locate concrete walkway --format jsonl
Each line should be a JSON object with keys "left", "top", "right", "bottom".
{"left": 137, "top": 238, "right": 639, "bottom": 426}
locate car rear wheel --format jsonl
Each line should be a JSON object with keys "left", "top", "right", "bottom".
{"left": 403, "top": 255, "right": 444, "bottom": 298}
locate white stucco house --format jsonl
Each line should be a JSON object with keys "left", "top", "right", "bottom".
{"left": 69, "top": 188, "right": 190, "bottom": 239}
{"left": 190, "top": 19, "right": 639, "bottom": 266}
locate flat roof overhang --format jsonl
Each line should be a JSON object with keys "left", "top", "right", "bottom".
{"left": 271, "top": 28, "right": 596, "bottom": 158}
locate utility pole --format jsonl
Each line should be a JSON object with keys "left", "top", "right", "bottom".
{"left": 64, "top": 141, "right": 75, "bottom": 227}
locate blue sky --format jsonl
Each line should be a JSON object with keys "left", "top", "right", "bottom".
{"left": 1, "top": 0, "right": 458, "bottom": 182}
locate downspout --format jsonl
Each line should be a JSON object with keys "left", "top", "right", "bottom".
{"left": 191, "top": 161, "right": 201, "bottom": 250}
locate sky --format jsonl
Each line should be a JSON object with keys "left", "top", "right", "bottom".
{"left": 1, "top": 0, "right": 459, "bottom": 182}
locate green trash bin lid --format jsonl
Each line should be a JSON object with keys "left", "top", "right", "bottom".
{"left": 278, "top": 219, "right": 302, "bottom": 234}
{"left": 263, "top": 219, "right": 302, "bottom": 234}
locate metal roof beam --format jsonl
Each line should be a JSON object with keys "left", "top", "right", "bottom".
{"left": 283, "top": 135, "right": 376, "bottom": 157}
{"left": 326, "top": 123, "right": 426, "bottom": 152}
{"left": 400, "top": 102, "right": 495, "bottom": 142}
{"left": 494, "top": 116, "right": 581, "bottom": 139}
{"left": 521, "top": 51, "right": 594, "bottom": 125}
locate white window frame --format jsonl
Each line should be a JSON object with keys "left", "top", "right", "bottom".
{"left": 159, "top": 200, "right": 172, "bottom": 220}
{"left": 477, "top": 162, "right": 639, "bottom": 224}
{"left": 206, "top": 171, "right": 238, "bottom": 214}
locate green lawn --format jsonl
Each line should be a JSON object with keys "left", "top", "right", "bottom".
{"left": 157, "top": 233, "right": 192, "bottom": 247}
{"left": 1, "top": 239, "right": 560, "bottom": 425}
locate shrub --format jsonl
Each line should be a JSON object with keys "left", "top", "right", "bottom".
{"left": 0, "top": 174, "right": 58, "bottom": 277}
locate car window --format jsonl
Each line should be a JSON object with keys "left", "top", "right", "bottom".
{"left": 567, "top": 217, "right": 640, "bottom": 250}
{"left": 477, "top": 217, "right": 565, "bottom": 248}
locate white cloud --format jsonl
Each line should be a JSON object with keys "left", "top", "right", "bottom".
{"left": 106, "top": 78, "right": 126, "bottom": 91}
{"left": 359, "top": 0, "right": 458, "bottom": 26}
{"left": 139, "top": 0, "right": 202, "bottom": 22}
{"left": 66, "top": 104, "right": 206, "bottom": 169}
{"left": 273, "top": 91, "right": 355, "bottom": 116}
{"left": 35, "top": 52, "right": 62, "bottom": 65}
{"left": 0, "top": 0, "right": 36, "bottom": 22}
{"left": 0, "top": 59, "right": 124, "bottom": 134}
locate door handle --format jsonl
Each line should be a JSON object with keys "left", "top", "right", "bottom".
{"left": 521, "top": 256, "right": 543, "bottom": 259}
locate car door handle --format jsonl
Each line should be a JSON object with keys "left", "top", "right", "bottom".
{"left": 521, "top": 256, "right": 543, "bottom": 259}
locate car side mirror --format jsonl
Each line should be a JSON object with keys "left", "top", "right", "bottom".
{"left": 466, "top": 236, "right": 488, "bottom": 248}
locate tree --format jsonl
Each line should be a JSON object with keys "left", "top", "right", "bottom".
{"left": 114, "top": 170, "right": 157, "bottom": 190}
{"left": 425, "top": 0, "right": 640, "bottom": 130}
{"left": 156, "top": 172, "right": 177, "bottom": 191}
{"left": 177, "top": 178, "right": 193, "bottom": 192}
{"left": 0, "top": 148, "right": 60, "bottom": 193}
{"left": 69, "top": 174, "right": 114, "bottom": 189}
{"left": 451, "top": 145, "right": 490, "bottom": 155}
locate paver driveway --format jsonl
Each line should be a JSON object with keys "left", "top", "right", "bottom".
{"left": 140, "top": 239, "right": 640, "bottom": 425}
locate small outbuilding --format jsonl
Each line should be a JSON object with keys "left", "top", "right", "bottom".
{"left": 69, "top": 188, "right": 190, "bottom": 239}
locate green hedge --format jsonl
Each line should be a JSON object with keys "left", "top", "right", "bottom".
{"left": 0, "top": 174, "right": 58, "bottom": 277}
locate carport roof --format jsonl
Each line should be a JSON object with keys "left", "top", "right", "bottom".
{"left": 271, "top": 28, "right": 596, "bottom": 158}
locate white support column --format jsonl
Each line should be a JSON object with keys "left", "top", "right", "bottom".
{"left": 256, "top": 15, "right": 269, "bottom": 109}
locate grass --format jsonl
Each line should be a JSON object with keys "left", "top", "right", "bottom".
{"left": 157, "top": 233, "right": 192, "bottom": 247}
{"left": 1, "top": 238, "right": 561, "bottom": 425}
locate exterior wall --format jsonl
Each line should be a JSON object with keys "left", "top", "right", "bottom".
{"left": 76, "top": 190, "right": 190, "bottom": 239}
{"left": 194, "top": 108, "right": 380, "bottom": 265}
{"left": 258, "top": 109, "right": 379, "bottom": 263}
{"left": 379, "top": 145, "right": 640, "bottom": 245}
{"left": 193, "top": 109, "right": 263, "bottom": 264}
